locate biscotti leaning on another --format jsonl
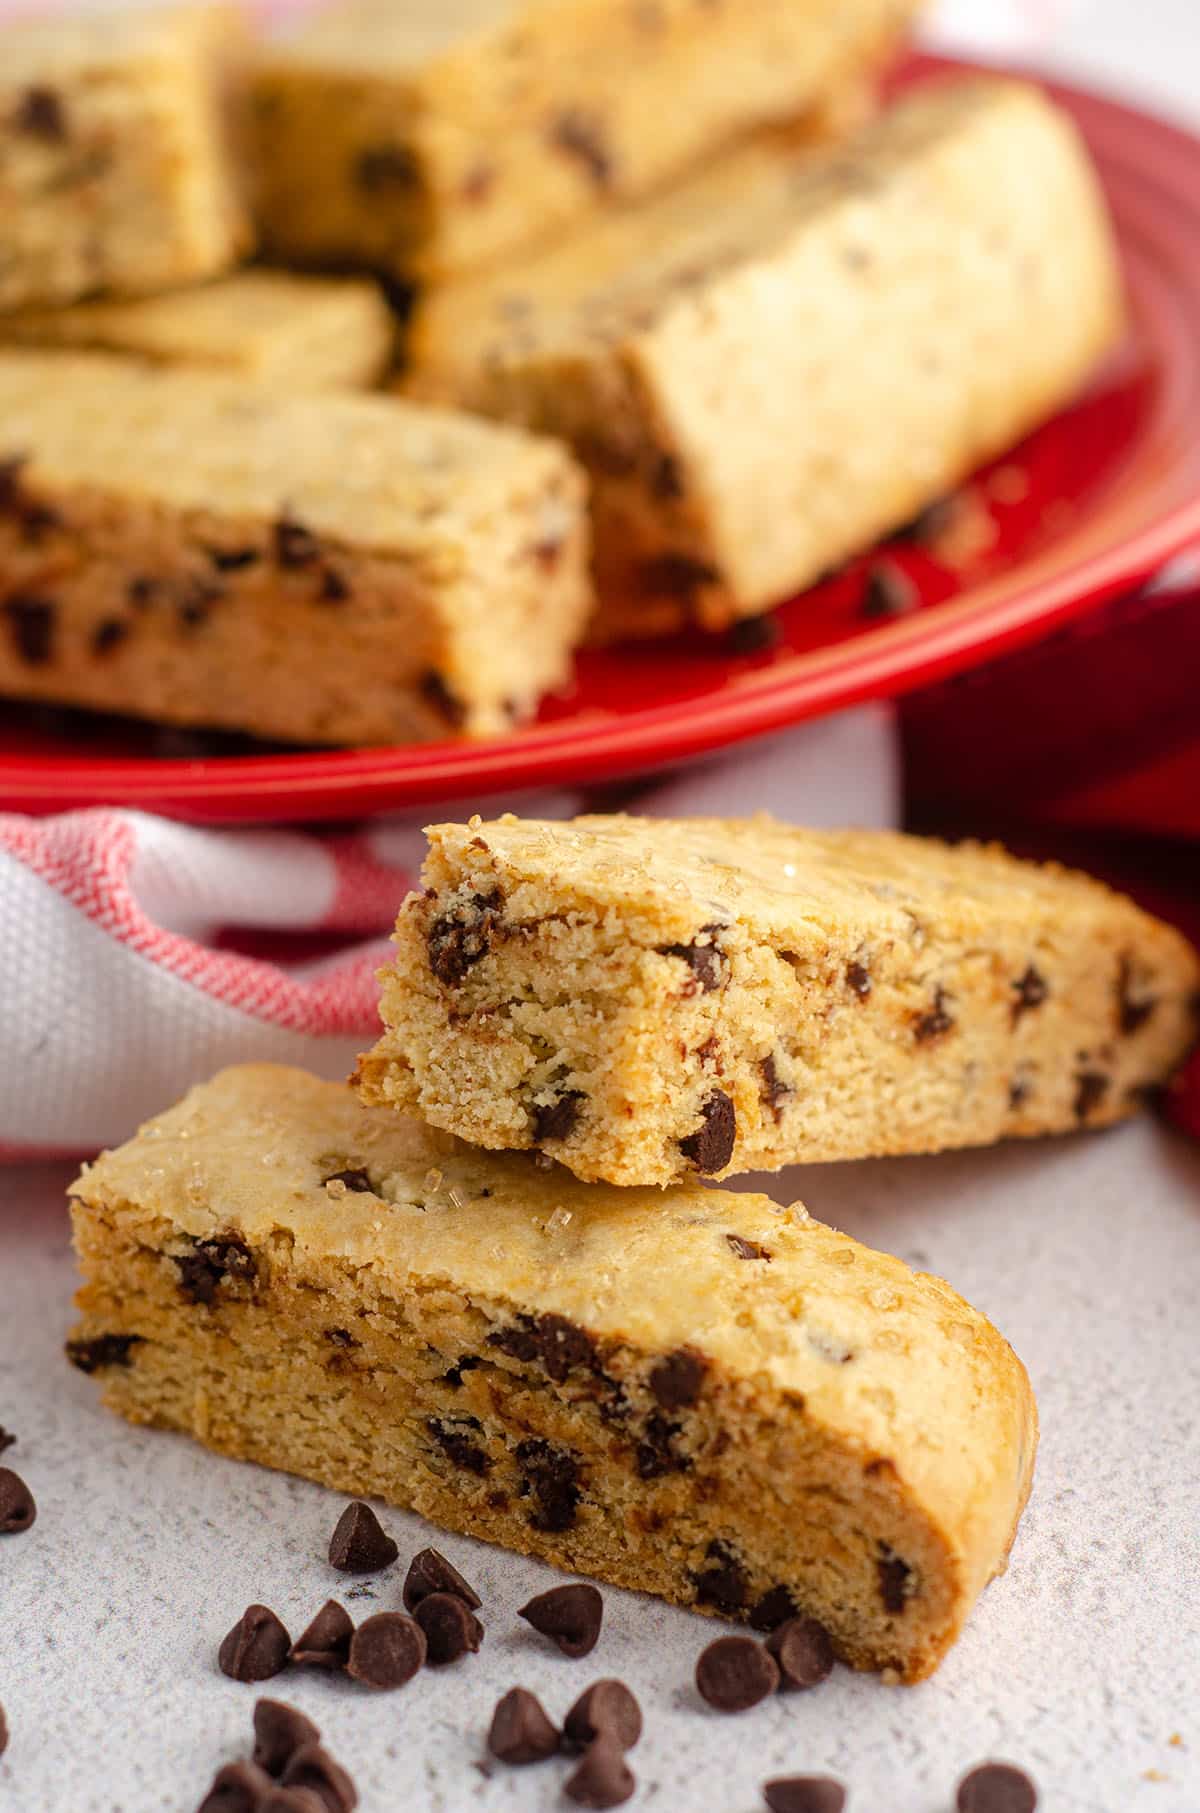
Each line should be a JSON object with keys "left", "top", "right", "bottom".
{"left": 0, "top": 353, "right": 589, "bottom": 745}
{"left": 0, "top": 6, "right": 251, "bottom": 312}
{"left": 405, "top": 77, "right": 1124, "bottom": 638}
{"left": 357, "top": 816, "right": 1200, "bottom": 1187}
{"left": 249, "top": 0, "right": 918, "bottom": 283}
{"left": 0, "top": 272, "right": 395, "bottom": 391}
{"left": 68, "top": 1064, "right": 1037, "bottom": 1683}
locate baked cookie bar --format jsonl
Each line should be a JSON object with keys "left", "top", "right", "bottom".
{"left": 68, "top": 1064, "right": 1037, "bottom": 1683}
{"left": 0, "top": 353, "right": 588, "bottom": 745}
{"left": 250, "top": 0, "right": 917, "bottom": 281}
{"left": 405, "top": 78, "right": 1124, "bottom": 637}
{"left": 357, "top": 815, "right": 1199, "bottom": 1186}
{"left": 0, "top": 271, "right": 395, "bottom": 391}
{"left": 0, "top": 6, "right": 251, "bottom": 312}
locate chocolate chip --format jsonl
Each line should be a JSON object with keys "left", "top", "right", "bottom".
{"left": 957, "top": 1762, "right": 1039, "bottom": 1813}
{"left": 261, "top": 1789, "right": 327, "bottom": 1813}
{"left": 648, "top": 1346, "right": 707, "bottom": 1412}
{"left": 196, "top": 1759, "right": 276, "bottom": 1812}
{"left": 765, "top": 1616, "right": 834, "bottom": 1690}
{"left": 726, "top": 1233, "right": 772, "bottom": 1262}
{"left": 693, "top": 1540, "right": 748, "bottom": 1614}
{"left": 531, "top": 1092, "right": 585, "bottom": 1144}
{"left": 177, "top": 578, "right": 222, "bottom": 628}
{"left": 515, "top": 1439, "right": 581, "bottom": 1532}
{"left": 762, "top": 1776, "right": 847, "bottom": 1813}
{"left": 564, "top": 1737, "right": 635, "bottom": 1808}
{"left": 279, "top": 1743, "right": 359, "bottom": 1811}
{"left": 427, "top": 887, "right": 503, "bottom": 985}
{"left": 14, "top": 86, "right": 67, "bottom": 141}
{"left": 877, "top": 1546, "right": 912, "bottom": 1613}
{"left": 1010, "top": 965, "right": 1048, "bottom": 1023}
{"left": 88, "top": 617, "right": 128, "bottom": 657}
{"left": 0, "top": 1702, "right": 6, "bottom": 1755}
{"left": 0, "top": 1468, "right": 36, "bottom": 1533}
{"left": 441, "top": 1355, "right": 480, "bottom": 1391}
{"left": 0, "top": 1428, "right": 14, "bottom": 1454}
{"left": 4, "top": 596, "right": 55, "bottom": 664}
{"left": 253, "top": 1699, "right": 321, "bottom": 1777}
{"left": 758, "top": 1054, "right": 792, "bottom": 1123}
{"left": 518, "top": 1582, "right": 602, "bottom": 1658}
{"left": 660, "top": 928, "right": 725, "bottom": 994}
{"left": 318, "top": 566, "right": 350, "bottom": 604}
{"left": 1117, "top": 955, "right": 1157, "bottom": 1034}
{"left": 563, "top": 1680, "right": 642, "bottom": 1752}
{"left": 649, "top": 452, "right": 685, "bottom": 501}
{"left": 127, "top": 575, "right": 158, "bottom": 607}
{"left": 175, "top": 1233, "right": 256, "bottom": 1306}
{"left": 1009, "top": 1074, "right": 1032, "bottom": 1110}
{"left": 913, "top": 987, "right": 954, "bottom": 1042}
{"left": 328, "top": 1501, "right": 398, "bottom": 1572}
{"left": 634, "top": 1410, "right": 688, "bottom": 1480}
{"left": 414, "top": 1590, "right": 483, "bottom": 1664}
{"left": 208, "top": 545, "right": 260, "bottom": 572}
{"left": 894, "top": 493, "right": 961, "bottom": 547}
{"left": 640, "top": 552, "right": 722, "bottom": 598}
{"left": 860, "top": 560, "right": 918, "bottom": 619}
{"left": 846, "top": 959, "right": 872, "bottom": 998}
{"left": 679, "top": 1090, "right": 736, "bottom": 1173}
{"left": 274, "top": 513, "right": 321, "bottom": 568}
{"left": 727, "top": 612, "right": 782, "bottom": 654}
{"left": 218, "top": 1605, "right": 291, "bottom": 1682}
{"left": 428, "top": 1416, "right": 491, "bottom": 1474}
{"left": 540, "top": 1315, "right": 596, "bottom": 1382}
{"left": 549, "top": 109, "right": 613, "bottom": 186}
{"left": 346, "top": 1611, "right": 425, "bottom": 1688}
{"left": 354, "top": 143, "right": 420, "bottom": 192}
{"left": 747, "top": 1586, "right": 798, "bottom": 1632}
{"left": 65, "top": 1332, "right": 142, "bottom": 1373}
{"left": 1074, "top": 1069, "right": 1109, "bottom": 1120}
{"left": 487, "top": 1687, "right": 560, "bottom": 1764}
{"left": 291, "top": 1600, "right": 353, "bottom": 1670}
{"left": 419, "top": 669, "right": 467, "bottom": 729}
{"left": 403, "top": 1546, "right": 482, "bottom": 1612}
{"left": 695, "top": 1636, "right": 779, "bottom": 1711}
{"left": 324, "top": 1328, "right": 357, "bottom": 1350}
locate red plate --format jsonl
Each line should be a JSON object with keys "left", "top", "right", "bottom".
{"left": 3, "top": 53, "right": 1200, "bottom": 824}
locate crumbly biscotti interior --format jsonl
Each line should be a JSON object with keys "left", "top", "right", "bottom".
{"left": 68, "top": 1065, "right": 1036, "bottom": 1683}
{"left": 358, "top": 816, "right": 1200, "bottom": 1185}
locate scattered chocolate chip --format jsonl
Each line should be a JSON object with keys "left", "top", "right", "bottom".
{"left": 1117, "top": 955, "right": 1157, "bottom": 1034}
{"left": 414, "top": 1590, "right": 483, "bottom": 1664}
{"left": 695, "top": 1635, "right": 779, "bottom": 1712}
{"left": 660, "top": 927, "right": 725, "bottom": 993}
{"left": 726, "top": 1233, "right": 772, "bottom": 1262}
{"left": 518, "top": 1582, "right": 602, "bottom": 1658}
{"left": 679, "top": 1089, "right": 736, "bottom": 1173}
{"left": 894, "top": 493, "right": 961, "bottom": 547}
{"left": 549, "top": 109, "right": 613, "bottom": 186}
{"left": 328, "top": 1501, "right": 398, "bottom": 1573}
{"left": 487, "top": 1687, "right": 560, "bottom": 1764}
{"left": 196, "top": 1759, "right": 276, "bottom": 1813}
{"left": 279, "top": 1743, "right": 359, "bottom": 1811}
{"left": 765, "top": 1616, "right": 835, "bottom": 1690}
{"left": 65, "top": 1332, "right": 143, "bottom": 1373}
{"left": 1010, "top": 965, "right": 1048, "bottom": 1023}
{"left": 515, "top": 1439, "right": 581, "bottom": 1532}
{"left": 218, "top": 1605, "right": 291, "bottom": 1682}
{"left": 174, "top": 1233, "right": 256, "bottom": 1306}
{"left": 427, "top": 887, "right": 503, "bottom": 985}
{"left": 860, "top": 560, "right": 918, "bottom": 619}
{"left": 4, "top": 596, "right": 56, "bottom": 664}
{"left": 0, "top": 1428, "right": 14, "bottom": 1454}
{"left": 759, "top": 1054, "right": 792, "bottom": 1122}
{"left": 0, "top": 1468, "right": 35, "bottom": 1534}
{"left": 14, "top": 86, "right": 67, "bottom": 142}
{"left": 531, "top": 1092, "right": 585, "bottom": 1144}
{"left": 693, "top": 1540, "right": 749, "bottom": 1614}
{"left": 913, "top": 987, "right": 955, "bottom": 1042}
{"left": 322, "top": 1167, "right": 373, "bottom": 1194}
{"left": 274, "top": 513, "right": 321, "bottom": 568}
{"left": 564, "top": 1737, "right": 635, "bottom": 1808}
{"left": 403, "top": 1546, "right": 482, "bottom": 1613}
{"left": 428, "top": 1416, "right": 491, "bottom": 1474}
{"left": 640, "top": 552, "right": 721, "bottom": 599}
{"left": 762, "top": 1776, "right": 847, "bottom": 1813}
{"left": 649, "top": 1345, "right": 707, "bottom": 1412}
{"left": 563, "top": 1680, "right": 642, "bottom": 1752}
{"left": 748, "top": 1586, "right": 798, "bottom": 1632}
{"left": 727, "top": 613, "right": 781, "bottom": 654}
{"left": 346, "top": 1612, "right": 425, "bottom": 1689}
{"left": 877, "top": 1547, "right": 912, "bottom": 1614}
{"left": 1074, "top": 1069, "right": 1110, "bottom": 1121}
{"left": 90, "top": 618, "right": 129, "bottom": 657}
{"left": 846, "top": 959, "right": 872, "bottom": 998}
{"left": 418, "top": 669, "right": 466, "bottom": 729}
{"left": 291, "top": 1600, "right": 354, "bottom": 1670}
{"left": 957, "top": 1762, "right": 1039, "bottom": 1813}
{"left": 208, "top": 545, "right": 260, "bottom": 572}
{"left": 253, "top": 1699, "right": 321, "bottom": 1777}
{"left": 354, "top": 143, "right": 420, "bottom": 192}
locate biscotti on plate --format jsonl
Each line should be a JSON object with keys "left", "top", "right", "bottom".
{"left": 0, "top": 353, "right": 589, "bottom": 746}
{"left": 0, "top": 271, "right": 395, "bottom": 391}
{"left": 0, "top": 6, "right": 251, "bottom": 311}
{"left": 357, "top": 815, "right": 1199, "bottom": 1186}
{"left": 68, "top": 1064, "right": 1037, "bottom": 1682}
{"left": 405, "top": 77, "right": 1124, "bottom": 637}
{"left": 249, "top": 0, "right": 918, "bottom": 282}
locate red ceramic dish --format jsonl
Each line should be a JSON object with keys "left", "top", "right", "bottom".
{"left": 3, "top": 54, "right": 1200, "bottom": 825}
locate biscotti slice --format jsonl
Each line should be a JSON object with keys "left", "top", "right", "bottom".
{"left": 0, "top": 6, "right": 251, "bottom": 312}
{"left": 405, "top": 77, "right": 1124, "bottom": 636}
{"left": 0, "top": 271, "right": 395, "bottom": 391}
{"left": 250, "top": 0, "right": 918, "bottom": 282}
{"left": 0, "top": 352, "right": 588, "bottom": 745}
{"left": 68, "top": 1063, "right": 1036, "bottom": 1683}
{"left": 357, "top": 815, "right": 1199, "bottom": 1186}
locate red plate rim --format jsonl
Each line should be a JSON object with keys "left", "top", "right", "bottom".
{"left": 4, "top": 51, "right": 1200, "bottom": 821}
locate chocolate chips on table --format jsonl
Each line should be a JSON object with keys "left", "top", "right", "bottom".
{"left": 762, "top": 1777, "right": 847, "bottom": 1813}
{"left": 563, "top": 1680, "right": 643, "bottom": 1753}
{"left": 196, "top": 1759, "right": 276, "bottom": 1812}
{"left": 291, "top": 1600, "right": 354, "bottom": 1671}
{"left": 487, "top": 1687, "right": 561, "bottom": 1764}
{"left": 402, "top": 1545, "right": 482, "bottom": 1612}
{"left": 957, "top": 1761, "right": 1039, "bottom": 1813}
{"left": 0, "top": 1466, "right": 36, "bottom": 1533}
{"left": 218, "top": 1605, "right": 292, "bottom": 1683}
{"left": 765, "top": 1616, "right": 835, "bottom": 1691}
{"left": 413, "top": 1591, "right": 483, "bottom": 1665}
{"left": 327, "top": 1501, "right": 398, "bottom": 1573}
{"left": 345, "top": 1612, "right": 426, "bottom": 1689}
{"left": 252, "top": 1700, "right": 320, "bottom": 1777}
{"left": 694, "top": 1635, "right": 780, "bottom": 1712}
{"left": 564, "top": 1736, "right": 636, "bottom": 1808}
{"left": 518, "top": 1582, "right": 603, "bottom": 1658}
{"left": 279, "top": 1744, "right": 359, "bottom": 1812}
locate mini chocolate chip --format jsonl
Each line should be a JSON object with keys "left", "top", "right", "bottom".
{"left": 1011, "top": 965, "right": 1048, "bottom": 1023}
{"left": 957, "top": 1762, "right": 1039, "bottom": 1813}
{"left": 280, "top": 1743, "right": 358, "bottom": 1811}
{"left": 894, "top": 493, "right": 961, "bottom": 547}
{"left": 403, "top": 1546, "right": 482, "bottom": 1612}
{"left": 860, "top": 560, "right": 918, "bottom": 619}
{"left": 322, "top": 1167, "right": 373, "bottom": 1194}
{"left": 428, "top": 1416, "right": 491, "bottom": 1474}
{"left": 679, "top": 1089, "right": 736, "bottom": 1173}
{"left": 1009, "top": 1075, "right": 1032, "bottom": 1110}
{"left": 759, "top": 1054, "right": 792, "bottom": 1123}
{"left": 0, "top": 1468, "right": 36, "bottom": 1533}
{"left": 877, "top": 1547, "right": 912, "bottom": 1614}
{"left": 346, "top": 1611, "right": 425, "bottom": 1688}
{"left": 563, "top": 1680, "right": 642, "bottom": 1752}
{"left": 846, "top": 959, "right": 872, "bottom": 998}
{"left": 695, "top": 1636, "right": 779, "bottom": 1712}
{"left": 414, "top": 1590, "right": 483, "bottom": 1664}
{"left": 913, "top": 987, "right": 955, "bottom": 1042}
{"left": 354, "top": 144, "right": 420, "bottom": 192}
{"left": 748, "top": 1586, "right": 798, "bottom": 1632}
{"left": 640, "top": 552, "right": 722, "bottom": 598}
{"left": 533, "top": 1313, "right": 596, "bottom": 1383}
{"left": 549, "top": 109, "right": 613, "bottom": 186}
{"left": 428, "top": 887, "right": 503, "bottom": 985}
{"left": 196, "top": 1759, "right": 276, "bottom": 1813}
{"left": 90, "top": 618, "right": 128, "bottom": 657}
{"left": 418, "top": 669, "right": 466, "bottom": 729}
{"left": 516, "top": 1437, "right": 580, "bottom": 1532}
{"left": 660, "top": 929, "right": 725, "bottom": 994}
{"left": 727, "top": 613, "right": 781, "bottom": 654}
{"left": 291, "top": 1600, "right": 353, "bottom": 1670}
{"left": 4, "top": 596, "right": 56, "bottom": 664}
{"left": 765, "top": 1616, "right": 835, "bottom": 1690}
{"left": 726, "top": 1233, "right": 772, "bottom": 1262}
{"left": 274, "top": 513, "right": 321, "bottom": 568}
{"left": 14, "top": 86, "right": 67, "bottom": 141}
{"left": 208, "top": 545, "right": 260, "bottom": 572}
{"left": 442, "top": 1355, "right": 481, "bottom": 1390}
{"left": 174, "top": 1233, "right": 256, "bottom": 1306}
{"left": 177, "top": 578, "right": 222, "bottom": 627}
{"left": 127, "top": 575, "right": 158, "bottom": 607}
{"left": 1117, "top": 955, "right": 1157, "bottom": 1034}
{"left": 218, "top": 1605, "right": 291, "bottom": 1682}
{"left": 318, "top": 566, "right": 350, "bottom": 603}
{"left": 634, "top": 1410, "right": 688, "bottom": 1480}
{"left": 531, "top": 1092, "right": 585, "bottom": 1144}
{"left": 1074, "top": 1069, "right": 1110, "bottom": 1120}
{"left": 564, "top": 1737, "right": 635, "bottom": 1808}
{"left": 518, "top": 1583, "right": 602, "bottom": 1658}
{"left": 253, "top": 1699, "right": 321, "bottom": 1777}
{"left": 763, "top": 1776, "right": 847, "bottom": 1813}
{"left": 693, "top": 1541, "right": 748, "bottom": 1614}
{"left": 649, "top": 1345, "right": 707, "bottom": 1411}
{"left": 488, "top": 1687, "right": 560, "bottom": 1764}
{"left": 65, "top": 1332, "right": 143, "bottom": 1373}
{"left": 328, "top": 1501, "right": 398, "bottom": 1572}
{"left": 0, "top": 1428, "right": 14, "bottom": 1454}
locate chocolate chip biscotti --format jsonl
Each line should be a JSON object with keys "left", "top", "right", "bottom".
{"left": 0, "top": 6, "right": 251, "bottom": 312}
{"left": 68, "top": 1064, "right": 1036, "bottom": 1683}
{"left": 405, "top": 78, "right": 1124, "bottom": 637}
{"left": 0, "top": 352, "right": 589, "bottom": 745}
{"left": 0, "top": 272, "right": 395, "bottom": 391}
{"left": 357, "top": 816, "right": 1199, "bottom": 1186}
{"left": 250, "top": 0, "right": 917, "bottom": 282}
